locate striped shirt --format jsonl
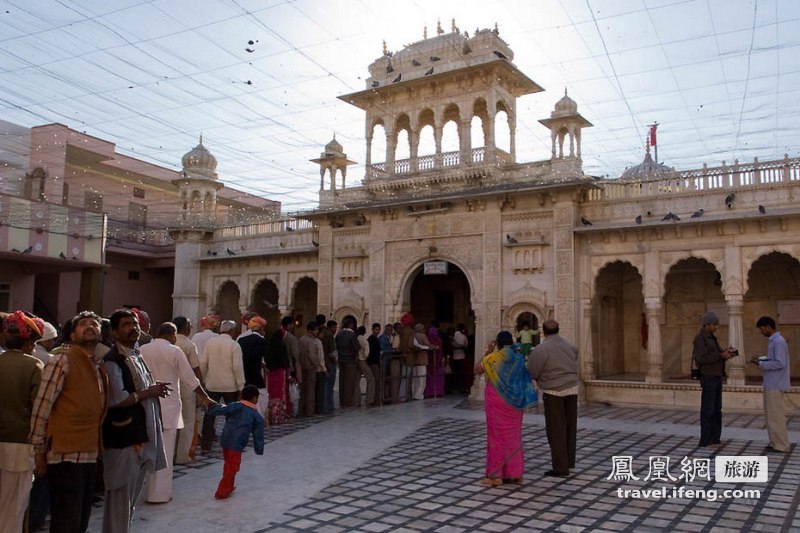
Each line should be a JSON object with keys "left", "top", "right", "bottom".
{"left": 29, "top": 349, "right": 106, "bottom": 464}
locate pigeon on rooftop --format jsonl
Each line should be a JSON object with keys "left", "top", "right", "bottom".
{"left": 392, "top": 74, "right": 401, "bottom": 83}
{"left": 411, "top": 59, "right": 421, "bottom": 66}
{"left": 493, "top": 50, "right": 507, "bottom": 59}
{"left": 425, "top": 67, "right": 434, "bottom": 76}
{"left": 226, "top": 248, "right": 236, "bottom": 256}
{"left": 506, "top": 234, "right": 518, "bottom": 244}
{"left": 430, "top": 56, "right": 440, "bottom": 62}
{"left": 725, "top": 193, "right": 735, "bottom": 208}
{"left": 580, "top": 216, "right": 592, "bottom": 226}
{"left": 635, "top": 214, "right": 642, "bottom": 225}
{"left": 371, "top": 81, "right": 379, "bottom": 87}
{"left": 690, "top": 209, "right": 704, "bottom": 218}
{"left": 758, "top": 205, "right": 766, "bottom": 214}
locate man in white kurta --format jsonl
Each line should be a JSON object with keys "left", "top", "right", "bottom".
{"left": 139, "top": 322, "right": 211, "bottom": 503}
{"left": 173, "top": 317, "right": 203, "bottom": 465}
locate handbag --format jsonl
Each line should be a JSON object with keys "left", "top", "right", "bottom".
{"left": 690, "top": 352, "right": 700, "bottom": 380}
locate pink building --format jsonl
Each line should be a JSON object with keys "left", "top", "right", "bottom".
{"left": 0, "top": 122, "right": 279, "bottom": 330}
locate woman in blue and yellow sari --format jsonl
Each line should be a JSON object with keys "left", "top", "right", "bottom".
{"left": 474, "top": 331, "right": 538, "bottom": 486}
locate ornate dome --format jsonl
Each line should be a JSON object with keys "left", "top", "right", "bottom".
{"left": 552, "top": 88, "right": 578, "bottom": 117}
{"left": 181, "top": 135, "right": 218, "bottom": 180}
{"left": 620, "top": 150, "right": 674, "bottom": 180}
{"left": 325, "top": 136, "right": 343, "bottom": 155}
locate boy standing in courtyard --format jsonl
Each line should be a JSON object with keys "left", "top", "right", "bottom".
{"left": 206, "top": 385, "right": 265, "bottom": 499}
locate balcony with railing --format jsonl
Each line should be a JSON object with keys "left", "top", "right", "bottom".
{"left": 0, "top": 192, "right": 106, "bottom": 264}
{"left": 366, "top": 147, "right": 513, "bottom": 180}
{"left": 586, "top": 155, "right": 800, "bottom": 203}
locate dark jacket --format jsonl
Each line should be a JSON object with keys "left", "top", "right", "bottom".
{"left": 693, "top": 329, "right": 726, "bottom": 377}
{"left": 367, "top": 334, "right": 381, "bottom": 365}
{"left": 265, "top": 330, "right": 290, "bottom": 371}
{"left": 335, "top": 328, "right": 361, "bottom": 364}
{"left": 206, "top": 401, "right": 264, "bottom": 454}
{"left": 238, "top": 334, "right": 267, "bottom": 388}
{"left": 103, "top": 345, "right": 149, "bottom": 448}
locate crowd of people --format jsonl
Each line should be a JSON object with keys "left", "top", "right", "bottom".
{"left": 2, "top": 304, "right": 788, "bottom": 532}
{"left": 0, "top": 306, "right": 479, "bottom": 533}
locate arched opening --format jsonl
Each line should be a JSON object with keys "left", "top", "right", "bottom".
{"left": 370, "top": 122, "right": 387, "bottom": 165}
{"left": 403, "top": 260, "right": 474, "bottom": 395}
{"left": 744, "top": 251, "right": 800, "bottom": 383}
{"left": 592, "top": 261, "right": 645, "bottom": 380}
{"left": 395, "top": 129, "right": 410, "bottom": 163}
{"left": 495, "top": 104, "right": 510, "bottom": 154}
{"left": 394, "top": 114, "right": 411, "bottom": 166}
{"left": 252, "top": 279, "right": 281, "bottom": 334}
{"left": 662, "top": 257, "right": 725, "bottom": 379}
{"left": 215, "top": 281, "right": 241, "bottom": 323}
{"left": 441, "top": 104, "right": 461, "bottom": 163}
{"left": 291, "top": 276, "right": 318, "bottom": 336}
{"left": 514, "top": 311, "right": 540, "bottom": 348}
{"left": 470, "top": 116, "right": 484, "bottom": 148}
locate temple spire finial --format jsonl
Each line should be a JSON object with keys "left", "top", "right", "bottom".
{"left": 564, "top": 87, "right": 568, "bottom": 96}
{"left": 382, "top": 40, "right": 388, "bottom": 56}
{"left": 423, "top": 25, "right": 427, "bottom": 39}
{"left": 199, "top": 133, "right": 203, "bottom": 145}
{"left": 436, "top": 19, "right": 443, "bottom": 35}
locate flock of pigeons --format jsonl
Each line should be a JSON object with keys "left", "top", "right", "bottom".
{"left": 370, "top": 50, "right": 509, "bottom": 88}
{"left": 580, "top": 193, "right": 768, "bottom": 227}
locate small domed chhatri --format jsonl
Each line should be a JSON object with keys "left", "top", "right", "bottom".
{"left": 620, "top": 147, "right": 675, "bottom": 180}
{"left": 324, "top": 135, "right": 343, "bottom": 156}
{"left": 552, "top": 88, "right": 578, "bottom": 117}
{"left": 181, "top": 134, "right": 218, "bottom": 180}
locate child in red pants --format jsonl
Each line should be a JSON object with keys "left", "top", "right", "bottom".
{"left": 206, "top": 385, "right": 265, "bottom": 499}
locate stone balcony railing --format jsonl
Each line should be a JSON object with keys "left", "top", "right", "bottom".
{"left": 586, "top": 155, "right": 800, "bottom": 202}
{"left": 365, "top": 147, "right": 515, "bottom": 180}
{"left": 0, "top": 192, "right": 106, "bottom": 263}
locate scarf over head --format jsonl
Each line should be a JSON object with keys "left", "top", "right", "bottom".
{"left": 482, "top": 343, "right": 538, "bottom": 409}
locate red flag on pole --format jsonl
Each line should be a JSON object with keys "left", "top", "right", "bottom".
{"left": 649, "top": 125, "right": 657, "bottom": 147}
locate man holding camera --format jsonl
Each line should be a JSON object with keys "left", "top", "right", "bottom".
{"left": 693, "top": 312, "right": 736, "bottom": 448}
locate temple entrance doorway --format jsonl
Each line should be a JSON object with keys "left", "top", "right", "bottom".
{"left": 404, "top": 261, "right": 474, "bottom": 395}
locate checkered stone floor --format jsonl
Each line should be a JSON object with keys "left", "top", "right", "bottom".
{"left": 256, "top": 417, "right": 800, "bottom": 533}
{"left": 172, "top": 411, "right": 341, "bottom": 478}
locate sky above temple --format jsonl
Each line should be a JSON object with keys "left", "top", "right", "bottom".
{"left": 0, "top": 0, "right": 798, "bottom": 211}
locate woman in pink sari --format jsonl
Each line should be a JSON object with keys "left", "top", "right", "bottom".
{"left": 474, "top": 331, "right": 538, "bottom": 486}
{"left": 425, "top": 323, "right": 445, "bottom": 398}
{"left": 265, "top": 327, "right": 291, "bottom": 424}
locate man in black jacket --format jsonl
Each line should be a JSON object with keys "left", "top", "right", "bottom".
{"left": 102, "top": 309, "right": 170, "bottom": 532}
{"left": 693, "top": 312, "right": 735, "bottom": 448}
{"left": 335, "top": 316, "right": 361, "bottom": 408}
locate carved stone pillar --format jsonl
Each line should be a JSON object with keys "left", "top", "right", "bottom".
{"left": 409, "top": 130, "right": 419, "bottom": 171}
{"left": 645, "top": 298, "right": 663, "bottom": 383}
{"left": 484, "top": 111, "right": 496, "bottom": 162}
{"left": 434, "top": 125, "right": 443, "bottom": 168}
{"left": 580, "top": 299, "right": 595, "bottom": 380}
{"left": 459, "top": 119, "right": 471, "bottom": 164}
{"left": 508, "top": 116, "right": 516, "bottom": 161}
{"left": 385, "top": 130, "right": 396, "bottom": 174}
{"left": 550, "top": 130, "right": 557, "bottom": 159}
{"left": 469, "top": 308, "right": 486, "bottom": 401}
{"left": 365, "top": 135, "right": 372, "bottom": 170}
{"left": 568, "top": 124, "right": 575, "bottom": 156}
{"left": 726, "top": 297, "right": 746, "bottom": 386}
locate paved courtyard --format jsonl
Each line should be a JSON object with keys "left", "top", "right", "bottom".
{"left": 88, "top": 397, "right": 800, "bottom": 532}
